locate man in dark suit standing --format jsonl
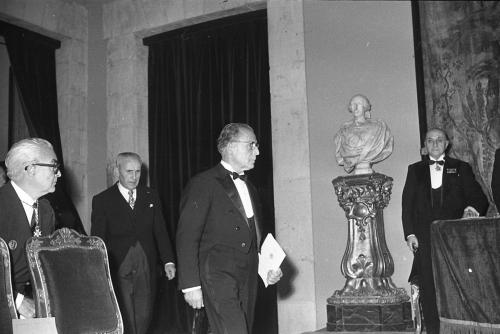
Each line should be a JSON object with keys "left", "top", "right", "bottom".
{"left": 0, "top": 138, "right": 60, "bottom": 319}
{"left": 91, "top": 152, "right": 176, "bottom": 334}
{"left": 176, "top": 123, "right": 282, "bottom": 334}
{"left": 402, "top": 128, "right": 488, "bottom": 334}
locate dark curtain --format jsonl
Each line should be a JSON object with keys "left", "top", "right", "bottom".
{"left": 144, "top": 10, "right": 277, "bottom": 334}
{"left": 431, "top": 218, "right": 500, "bottom": 334}
{"left": 0, "top": 21, "right": 85, "bottom": 234}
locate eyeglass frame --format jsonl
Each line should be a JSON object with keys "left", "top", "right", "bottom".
{"left": 25, "top": 161, "right": 61, "bottom": 175}
{"left": 231, "top": 140, "right": 259, "bottom": 150}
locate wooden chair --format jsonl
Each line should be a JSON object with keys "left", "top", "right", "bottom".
{"left": 26, "top": 228, "right": 123, "bottom": 334}
{"left": 0, "top": 236, "right": 18, "bottom": 334}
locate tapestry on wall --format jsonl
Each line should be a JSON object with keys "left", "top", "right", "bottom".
{"left": 417, "top": 1, "right": 500, "bottom": 215}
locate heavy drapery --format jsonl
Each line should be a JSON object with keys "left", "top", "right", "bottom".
{"left": 0, "top": 21, "right": 85, "bottom": 234}
{"left": 414, "top": 1, "right": 500, "bottom": 215}
{"left": 431, "top": 218, "right": 500, "bottom": 334}
{"left": 144, "top": 10, "right": 277, "bottom": 334}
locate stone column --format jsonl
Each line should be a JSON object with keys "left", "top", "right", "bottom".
{"left": 327, "top": 173, "right": 412, "bottom": 331}
{"left": 267, "top": 1, "right": 317, "bottom": 333}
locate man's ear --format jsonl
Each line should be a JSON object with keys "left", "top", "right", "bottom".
{"left": 25, "top": 165, "right": 35, "bottom": 176}
{"left": 113, "top": 166, "right": 119, "bottom": 180}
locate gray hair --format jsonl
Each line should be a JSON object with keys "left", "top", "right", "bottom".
{"left": 5, "top": 138, "right": 55, "bottom": 181}
{"left": 116, "top": 152, "right": 142, "bottom": 168}
{"left": 217, "top": 123, "right": 254, "bottom": 154}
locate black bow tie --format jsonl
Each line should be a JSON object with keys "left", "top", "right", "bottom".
{"left": 231, "top": 172, "right": 247, "bottom": 182}
{"left": 429, "top": 160, "right": 444, "bottom": 166}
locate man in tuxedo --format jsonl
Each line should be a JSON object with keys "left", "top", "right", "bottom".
{"left": 176, "top": 123, "right": 282, "bottom": 334}
{"left": 0, "top": 138, "right": 60, "bottom": 319}
{"left": 91, "top": 152, "right": 176, "bottom": 334}
{"left": 402, "top": 128, "right": 488, "bottom": 334}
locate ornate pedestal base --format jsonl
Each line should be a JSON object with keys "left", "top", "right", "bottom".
{"left": 328, "top": 173, "right": 413, "bottom": 332}
{"left": 327, "top": 302, "right": 413, "bottom": 331}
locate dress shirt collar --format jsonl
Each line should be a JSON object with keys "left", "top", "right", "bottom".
{"left": 117, "top": 182, "right": 136, "bottom": 200}
{"left": 221, "top": 160, "right": 239, "bottom": 175}
{"left": 429, "top": 154, "right": 445, "bottom": 162}
{"left": 11, "top": 181, "right": 36, "bottom": 206}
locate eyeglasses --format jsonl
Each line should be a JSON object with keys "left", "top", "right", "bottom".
{"left": 25, "top": 162, "right": 61, "bottom": 175}
{"left": 232, "top": 140, "right": 259, "bottom": 150}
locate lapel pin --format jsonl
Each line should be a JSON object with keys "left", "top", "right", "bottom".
{"left": 8, "top": 240, "right": 17, "bottom": 250}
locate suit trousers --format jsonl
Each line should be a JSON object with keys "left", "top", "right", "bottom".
{"left": 117, "top": 242, "right": 151, "bottom": 334}
{"left": 201, "top": 243, "right": 259, "bottom": 334}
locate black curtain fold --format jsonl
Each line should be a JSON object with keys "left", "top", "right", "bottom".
{"left": 145, "top": 9, "right": 276, "bottom": 334}
{"left": 0, "top": 21, "right": 85, "bottom": 235}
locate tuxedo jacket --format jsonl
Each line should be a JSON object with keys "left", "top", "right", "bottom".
{"left": 176, "top": 163, "right": 263, "bottom": 290}
{"left": 0, "top": 182, "right": 55, "bottom": 294}
{"left": 91, "top": 183, "right": 175, "bottom": 275}
{"left": 491, "top": 149, "right": 500, "bottom": 211}
{"left": 402, "top": 156, "right": 488, "bottom": 244}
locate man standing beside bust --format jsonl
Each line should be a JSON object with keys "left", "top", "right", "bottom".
{"left": 402, "top": 128, "right": 487, "bottom": 334}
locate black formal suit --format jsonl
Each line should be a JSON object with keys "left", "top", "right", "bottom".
{"left": 0, "top": 182, "right": 55, "bottom": 296}
{"left": 491, "top": 149, "right": 500, "bottom": 211}
{"left": 402, "top": 156, "right": 487, "bottom": 333}
{"left": 176, "top": 163, "right": 263, "bottom": 334}
{"left": 91, "top": 183, "right": 175, "bottom": 334}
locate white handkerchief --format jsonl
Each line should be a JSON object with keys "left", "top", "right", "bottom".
{"left": 258, "top": 233, "right": 286, "bottom": 287}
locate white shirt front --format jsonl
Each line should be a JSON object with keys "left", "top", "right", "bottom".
{"left": 118, "top": 182, "right": 136, "bottom": 203}
{"left": 221, "top": 160, "right": 254, "bottom": 218}
{"left": 11, "top": 181, "right": 36, "bottom": 227}
{"left": 429, "top": 154, "right": 445, "bottom": 189}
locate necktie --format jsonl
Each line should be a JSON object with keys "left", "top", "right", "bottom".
{"left": 31, "top": 201, "right": 38, "bottom": 235}
{"left": 428, "top": 160, "right": 444, "bottom": 166}
{"left": 128, "top": 190, "right": 135, "bottom": 209}
{"left": 231, "top": 172, "right": 247, "bottom": 182}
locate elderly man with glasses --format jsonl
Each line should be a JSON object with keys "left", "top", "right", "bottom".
{"left": 176, "top": 123, "right": 282, "bottom": 334}
{"left": 0, "top": 138, "right": 60, "bottom": 320}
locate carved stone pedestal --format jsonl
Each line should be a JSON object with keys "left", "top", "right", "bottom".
{"left": 327, "top": 173, "right": 413, "bottom": 331}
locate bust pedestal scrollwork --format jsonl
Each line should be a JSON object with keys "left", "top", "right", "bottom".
{"left": 327, "top": 173, "right": 413, "bottom": 331}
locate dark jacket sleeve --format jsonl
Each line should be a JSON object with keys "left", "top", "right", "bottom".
{"left": 90, "top": 194, "right": 107, "bottom": 240}
{"left": 176, "top": 175, "right": 212, "bottom": 290}
{"left": 151, "top": 190, "right": 175, "bottom": 264}
{"left": 401, "top": 164, "right": 417, "bottom": 240}
{"left": 460, "top": 161, "right": 488, "bottom": 215}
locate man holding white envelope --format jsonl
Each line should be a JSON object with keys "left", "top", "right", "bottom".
{"left": 176, "top": 123, "right": 283, "bottom": 334}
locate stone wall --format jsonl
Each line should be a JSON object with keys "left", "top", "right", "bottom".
{"left": 0, "top": 0, "right": 89, "bottom": 230}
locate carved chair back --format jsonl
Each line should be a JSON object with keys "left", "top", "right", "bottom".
{"left": 0, "top": 236, "right": 17, "bottom": 334}
{"left": 26, "top": 228, "right": 123, "bottom": 334}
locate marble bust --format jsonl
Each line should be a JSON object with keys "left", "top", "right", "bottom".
{"left": 334, "top": 94, "right": 394, "bottom": 174}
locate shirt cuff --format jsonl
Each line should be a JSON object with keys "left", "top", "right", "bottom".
{"left": 15, "top": 293, "right": 24, "bottom": 309}
{"left": 182, "top": 286, "right": 201, "bottom": 293}
{"left": 464, "top": 206, "right": 479, "bottom": 216}
{"left": 406, "top": 234, "right": 416, "bottom": 240}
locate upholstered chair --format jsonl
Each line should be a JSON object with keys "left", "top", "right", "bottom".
{"left": 0, "top": 237, "right": 17, "bottom": 334}
{"left": 26, "top": 228, "right": 123, "bottom": 334}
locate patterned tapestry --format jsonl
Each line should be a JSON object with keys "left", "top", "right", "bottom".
{"left": 418, "top": 1, "right": 500, "bottom": 215}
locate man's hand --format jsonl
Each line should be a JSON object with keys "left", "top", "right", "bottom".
{"left": 164, "top": 263, "right": 176, "bottom": 280}
{"left": 184, "top": 289, "right": 204, "bottom": 309}
{"left": 18, "top": 296, "right": 35, "bottom": 318}
{"left": 462, "top": 206, "right": 480, "bottom": 219}
{"left": 267, "top": 268, "right": 283, "bottom": 285}
{"left": 406, "top": 235, "right": 419, "bottom": 252}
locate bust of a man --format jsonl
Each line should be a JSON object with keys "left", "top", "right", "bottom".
{"left": 334, "top": 94, "right": 394, "bottom": 174}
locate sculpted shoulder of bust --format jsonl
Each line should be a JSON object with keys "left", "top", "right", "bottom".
{"left": 334, "top": 94, "right": 394, "bottom": 174}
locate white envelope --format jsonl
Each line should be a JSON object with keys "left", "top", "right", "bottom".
{"left": 258, "top": 233, "right": 286, "bottom": 287}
